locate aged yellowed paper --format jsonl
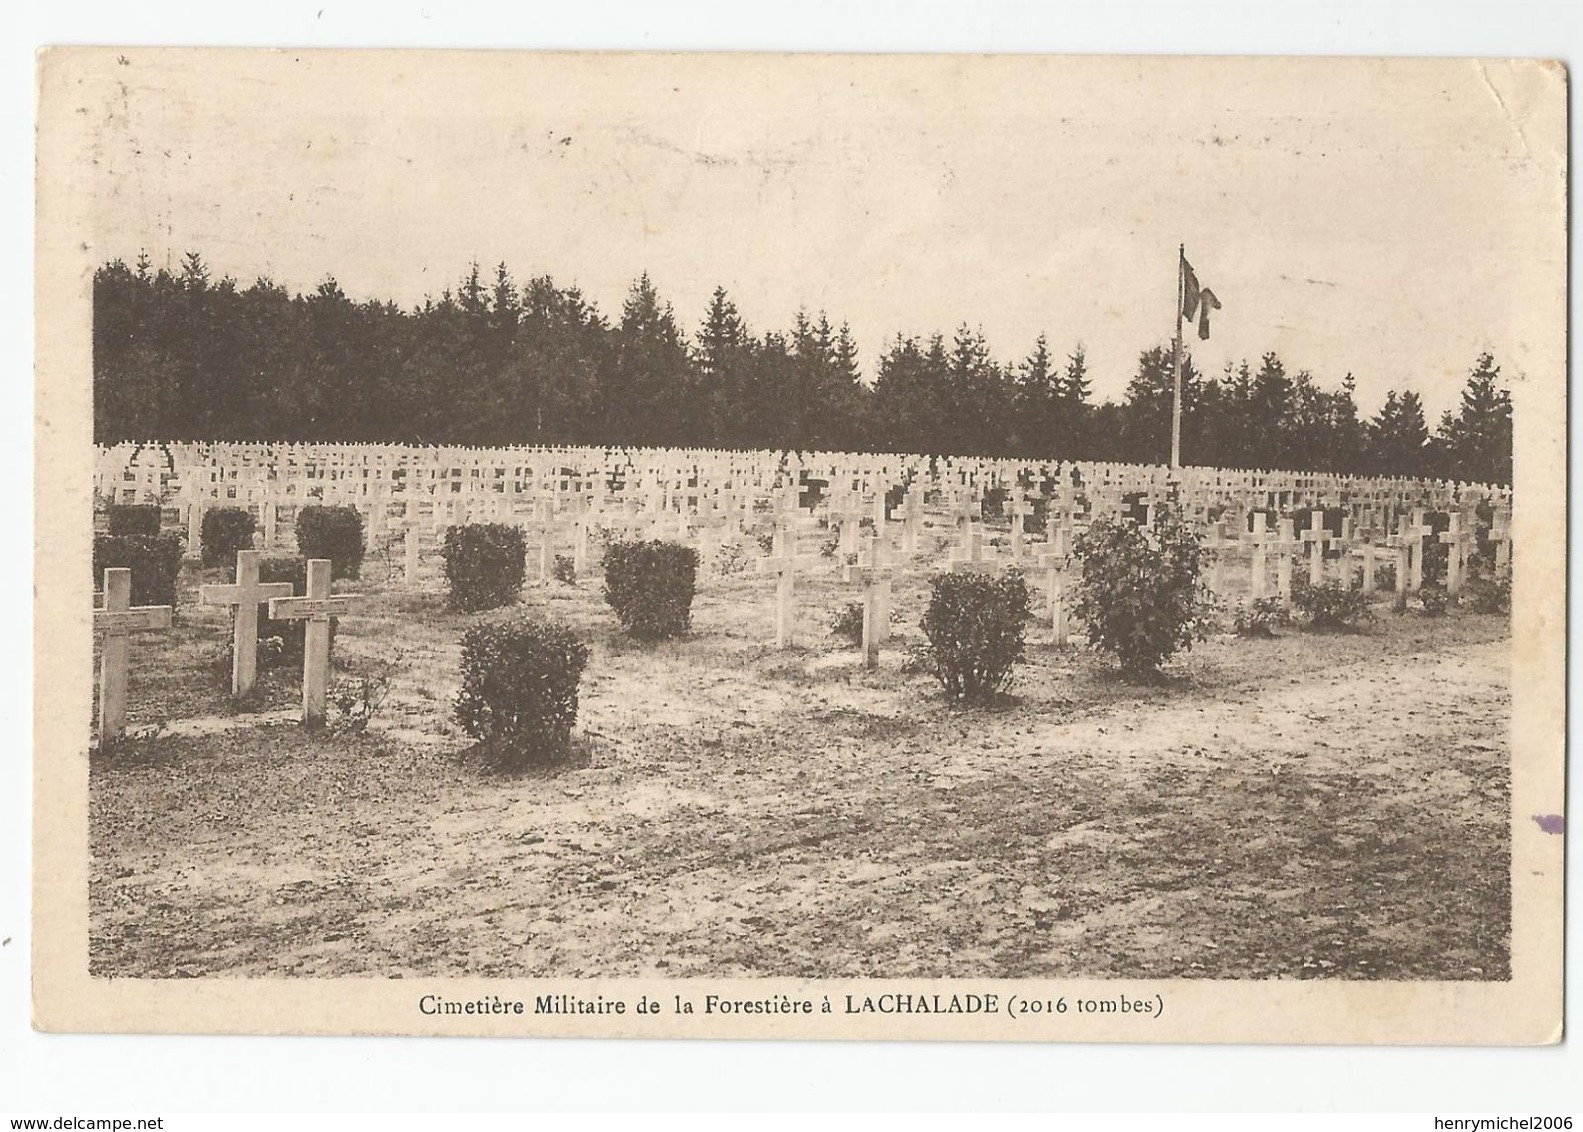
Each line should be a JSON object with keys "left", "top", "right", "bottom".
{"left": 35, "top": 49, "right": 1565, "bottom": 1042}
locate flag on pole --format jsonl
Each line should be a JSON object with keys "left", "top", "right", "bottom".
{"left": 1180, "top": 255, "right": 1222, "bottom": 340}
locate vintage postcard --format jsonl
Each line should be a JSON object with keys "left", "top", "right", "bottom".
{"left": 34, "top": 49, "right": 1565, "bottom": 1042}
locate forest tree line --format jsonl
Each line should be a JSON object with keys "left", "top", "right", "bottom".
{"left": 93, "top": 254, "right": 1514, "bottom": 485}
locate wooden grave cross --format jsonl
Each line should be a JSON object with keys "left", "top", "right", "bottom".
{"left": 949, "top": 524, "right": 1004, "bottom": 576}
{"left": 900, "top": 487, "right": 925, "bottom": 554}
{"left": 828, "top": 491, "right": 865, "bottom": 556}
{"left": 388, "top": 499, "right": 427, "bottom": 586}
{"left": 93, "top": 568, "right": 173, "bottom": 743}
{"left": 1034, "top": 542, "right": 1071, "bottom": 644}
{"left": 1005, "top": 493, "right": 1033, "bottom": 561}
{"left": 1201, "top": 520, "right": 1232, "bottom": 595}
{"left": 1490, "top": 509, "right": 1511, "bottom": 574}
{"left": 266, "top": 559, "right": 363, "bottom": 727}
{"left": 199, "top": 550, "right": 295, "bottom": 697}
{"left": 1396, "top": 510, "right": 1434, "bottom": 591}
{"left": 1270, "top": 518, "right": 1302, "bottom": 600}
{"left": 1300, "top": 512, "right": 1334, "bottom": 587}
{"left": 754, "top": 518, "right": 820, "bottom": 648}
{"left": 1438, "top": 512, "right": 1470, "bottom": 595}
{"left": 843, "top": 533, "right": 895, "bottom": 668}
{"left": 1247, "top": 512, "right": 1272, "bottom": 599}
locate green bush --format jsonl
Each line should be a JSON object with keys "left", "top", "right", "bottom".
{"left": 1069, "top": 504, "right": 1210, "bottom": 678}
{"left": 916, "top": 570, "right": 1034, "bottom": 703}
{"left": 93, "top": 533, "right": 185, "bottom": 608}
{"left": 553, "top": 554, "right": 577, "bottom": 585}
{"left": 455, "top": 618, "right": 590, "bottom": 768}
{"left": 200, "top": 506, "right": 256, "bottom": 567}
{"left": 106, "top": 504, "right": 163, "bottom": 537}
{"left": 439, "top": 523, "right": 527, "bottom": 611}
{"left": 294, "top": 505, "right": 365, "bottom": 580}
{"left": 602, "top": 539, "right": 699, "bottom": 640}
{"left": 1290, "top": 576, "right": 1375, "bottom": 631}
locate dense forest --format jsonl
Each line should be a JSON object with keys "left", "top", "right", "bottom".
{"left": 93, "top": 254, "right": 1514, "bottom": 485}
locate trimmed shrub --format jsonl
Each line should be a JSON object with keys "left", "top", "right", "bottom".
{"left": 1069, "top": 504, "right": 1210, "bottom": 678}
{"left": 200, "top": 506, "right": 256, "bottom": 567}
{"left": 602, "top": 539, "right": 699, "bottom": 639}
{"left": 1290, "top": 577, "right": 1375, "bottom": 631}
{"left": 106, "top": 504, "right": 163, "bottom": 538}
{"left": 439, "top": 523, "right": 527, "bottom": 612}
{"left": 93, "top": 533, "right": 185, "bottom": 608}
{"left": 553, "top": 554, "right": 577, "bottom": 585}
{"left": 916, "top": 570, "right": 1035, "bottom": 703}
{"left": 455, "top": 618, "right": 590, "bottom": 768}
{"left": 294, "top": 505, "right": 365, "bottom": 580}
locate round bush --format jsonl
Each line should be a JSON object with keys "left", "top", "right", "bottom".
{"left": 455, "top": 618, "right": 590, "bottom": 768}
{"left": 295, "top": 505, "right": 365, "bottom": 580}
{"left": 106, "top": 504, "right": 163, "bottom": 538}
{"left": 200, "top": 506, "right": 257, "bottom": 567}
{"left": 916, "top": 570, "right": 1034, "bottom": 703}
{"left": 1069, "top": 504, "right": 1210, "bottom": 678}
{"left": 440, "top": 523, "right": 527, "bottom": 612}
{"left": 602, "top": 539, "right": 699, "bottom": 640}
{"left": 93, "top": 532, "right": 185, "bottom": 609}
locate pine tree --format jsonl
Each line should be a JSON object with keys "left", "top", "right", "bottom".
{"left": 1437, "top": 353, "right": 1513, "bottom": 485}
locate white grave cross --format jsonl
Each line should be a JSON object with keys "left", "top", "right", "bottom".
{"left": 754, "top": 520, "right": 820, "bottom": 648}
{"left": 199, "top": 549, "right": 294, "bottom": 697}
{"left": 267, "top": 558, "right": 362, "bottom": 726}
{"left": 93, "top": 568, "right": 173, "bottom": 742}
{"left": 843, "top": 533, "right": 895, "bottom": 668}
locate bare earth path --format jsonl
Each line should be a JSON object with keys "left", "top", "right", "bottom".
{"left": 90, "top": 594, "right": 1510, "bottom": 981}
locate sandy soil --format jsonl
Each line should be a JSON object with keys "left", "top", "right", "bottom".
{"left": 88, "top": 538, "right": 1511, "bottom": 980}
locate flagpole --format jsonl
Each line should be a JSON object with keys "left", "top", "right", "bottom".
{"left": 1170, "top": 243, "right": 1185, "bottom": 471}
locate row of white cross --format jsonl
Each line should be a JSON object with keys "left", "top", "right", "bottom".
{"left": 93, "top": 553, "right": 361, "bottom": 743}
{"left": 93, "top": 491, "right": 1510, "bottom": 743}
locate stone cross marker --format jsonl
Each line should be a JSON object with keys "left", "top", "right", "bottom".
{"left": 754, "top": 520, "right": 820, "bottom": 648}
{"left": 267, "top": 558, "right": 362, "bottom": 727}
{"left": 843, "top": 533, "right": 895, "bottom": 668}
{"left": 200, "top": 550, "right": 295, "bottom": 697}
{"left": 93, "top": 567, "right": 173, "bottom": 743}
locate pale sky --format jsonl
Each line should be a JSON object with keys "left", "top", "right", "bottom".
{"left": 84, "top": 51, "right": 1565, "bottom": 419}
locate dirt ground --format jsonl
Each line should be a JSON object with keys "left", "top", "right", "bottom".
{"left": 88, "top": 531, "right": 1512, "bottom": 980}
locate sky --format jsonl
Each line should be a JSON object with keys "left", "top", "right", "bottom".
{"left": 82, "top": 51, "right": 1565, "bottom": 419}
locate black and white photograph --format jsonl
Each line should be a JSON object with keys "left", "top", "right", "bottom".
{"left": 32, "top": 48, "right": 1565, "bottom": 1045}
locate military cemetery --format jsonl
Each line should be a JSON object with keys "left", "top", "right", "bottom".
{"left": 77, "top": 54, "right": 1526, "bottom": 988}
